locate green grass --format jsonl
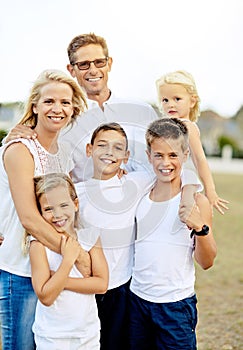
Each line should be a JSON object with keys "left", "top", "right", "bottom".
{"left": 196, "top": 173, "right": 243, "bottom": 350}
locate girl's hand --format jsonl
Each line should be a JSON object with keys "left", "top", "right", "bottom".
{"left": 60, "top": 235, "right": 80, "bottom": 265}
{"left": 206, "top": 191, "right": 229, "bottom": 215}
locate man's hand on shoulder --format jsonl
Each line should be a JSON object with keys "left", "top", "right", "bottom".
{"left": 5, "top": 125, "right": 37, "bottom": 143}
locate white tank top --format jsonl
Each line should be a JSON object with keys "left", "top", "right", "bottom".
{"left": 0, "top": 138, "right": 73, "bottom": 276}
{"left": 130, "top": 192, "right": 195, "bottom": 303}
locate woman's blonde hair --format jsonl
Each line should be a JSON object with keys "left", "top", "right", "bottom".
{"left": 18, "top": 69, "right": 87, "bottom": 127}
{"left": 156, "top": 70, "right": 200, "bottom": 122}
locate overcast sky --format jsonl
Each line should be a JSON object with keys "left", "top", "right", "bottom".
{"left": 1, "top": 0, "right": 242, "bottom": 117}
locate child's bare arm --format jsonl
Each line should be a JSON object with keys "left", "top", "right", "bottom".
{"left": 185, "top": 193, "right": 217, "bottom": 269}
{"left": 30, "top": 236, "right": 80, "bottom": 306}
{"left": 179, "top": 168, "right": 203, "bottom": 223}
{"left": 180, "top": 184, "right": 198, "bottom": 223}
{"left": 187, "top": 122, "right": 229, "bottom": 214}
{"left": 64, "top": 238, "right": 108, "bottom": 294}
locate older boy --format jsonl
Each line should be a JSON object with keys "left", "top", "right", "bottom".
{"left": 75, "top": 122, "right": 202, "bottom": 350}
{"left": 129, "top": 118, "right": 217, "bottom": 349}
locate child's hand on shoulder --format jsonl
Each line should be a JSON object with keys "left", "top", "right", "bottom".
{"left": 6, "top": 124, "right": 37, "bottom": 142}
{"left": 117, "top": 167, "right": 128, "bottom": 179}
{"left": 179, "top": 197, "right": 195, "bottom": 224}
{"left": 184, "top": 198, "right": 204, "bottom": 232}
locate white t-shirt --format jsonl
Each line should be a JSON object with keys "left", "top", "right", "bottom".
{"left": 75, "top": 169, "right": 202, "bottom": 290}
{"left": 75, "top": 172, "right": 154, "bottom": 289}
{"left": 32, "top": 228, "right": 100, "bottom": 339}
{"left": 130, "top": 192, "right": 195, "bottom": 303}
{"left": 0, "top": 138, "right": 73, "bottom": 277}
{"left": 60, "top": 94, "right": 158, "bottom": 182}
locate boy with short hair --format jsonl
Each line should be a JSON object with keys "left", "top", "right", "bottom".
{"left": 129, "top": 118, "right": 217, "bottom": 350}
{"left": 75, "top": 121, "right": 202, "bottom": 350}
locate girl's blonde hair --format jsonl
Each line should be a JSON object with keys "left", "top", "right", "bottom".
{"left": 18, "top": 69, "right": 87, "bottom": 127}
{"left": 156, "top": 70, "right": 200, "bottom": 122}
{"left": 23, "top": 173, "right": 81, "bottom": 254}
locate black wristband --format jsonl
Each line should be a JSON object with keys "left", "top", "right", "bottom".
{"left": 190, "top": 225, "right": 209, "bottom": 238}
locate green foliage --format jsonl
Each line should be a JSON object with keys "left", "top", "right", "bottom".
{"left": 0, "top": 129, "right": 7, "bottom": 145}
{"left": 217, "top": 135, "right": 243, "bottom": 158}
{"left": 218, "top": 135, "right": 238, "bottom": 149}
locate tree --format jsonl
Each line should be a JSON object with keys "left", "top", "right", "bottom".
{"left": 0, "top": 129, "right": 7, "bottom": 145}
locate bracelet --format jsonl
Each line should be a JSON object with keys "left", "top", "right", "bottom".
{"left": 190, "top": 225, "right": 209, "bottom": 238}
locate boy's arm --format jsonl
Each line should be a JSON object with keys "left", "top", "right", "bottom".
{"left": 185, "top": 193, "right": 217, "bottom": 270}
{"left": 187, "top": 122, "right": 229, "bottom": 214}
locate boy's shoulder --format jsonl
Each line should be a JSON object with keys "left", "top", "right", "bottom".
{"left": 124, "top": 171, "right": 155, "bottom": 187}
{"left": 75, "top": 171, "right": 155, "bottom": 197}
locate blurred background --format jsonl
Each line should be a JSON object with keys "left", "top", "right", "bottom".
{"left": 1, "top": 0, "right": 243, "bottom": 160}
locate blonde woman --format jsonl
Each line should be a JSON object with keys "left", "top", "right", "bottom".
{"left": 0, "top": 69, "right": 89, "bottom": 349}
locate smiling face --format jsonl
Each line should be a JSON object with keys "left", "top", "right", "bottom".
{"left": 147, "top": 136, "right": 188, "bottom": 186}
{"left": 33, "top": 81, "right": 74, "bottom": 134}
{"left": 39, "top": 185, "right": 78, "bottom": 235}
{"left": 159, "top": 83, "right": 196, "bottom": 120}
{"left": 86, "top": 129, "right": 129, "bottom": 180}
{"left": 67, "top": 44, "right": 112, "bottom": 103}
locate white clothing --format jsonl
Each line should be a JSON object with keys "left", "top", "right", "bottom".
{"left": 32, "top": 228, "right": 100, "bottom": 347}
{"left": 130, "top": 192, "right": 195, "bottom": 303}
{"left": 75, "top": 172, "right": 154, "bottom": 289}
{"left": 60, "top": 94, "right": 158, "bottom": 182}
{"left": 35, "top": 333, "right": 99, "bottom": 350}
{"left": 0, "top": 138, "right": 73, "bottom": 277}
{"left": 75, "top": 170, "right": 201, "bottom": 290}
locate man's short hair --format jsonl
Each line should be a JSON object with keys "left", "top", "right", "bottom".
{"left": 67, "top": 33, "right": 109, "bottom": 65}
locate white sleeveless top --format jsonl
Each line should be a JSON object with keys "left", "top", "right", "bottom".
{"left": 32, "top": 228, "right": 100, "bottom": 339}
{"left": 0, "top": 138, "right": 73, "bottom": 277}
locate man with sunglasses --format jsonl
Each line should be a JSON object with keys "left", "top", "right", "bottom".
{"left": 62, "top": 33, "right": 158, "bottom": 182}
{"left": 62, "top": 34, "right": 158, "bottom": 350}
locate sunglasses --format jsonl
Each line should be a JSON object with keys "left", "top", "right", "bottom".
{"left": 72, "top": 57, "right": 108, "bottom": 71}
